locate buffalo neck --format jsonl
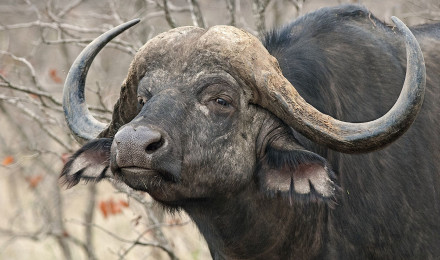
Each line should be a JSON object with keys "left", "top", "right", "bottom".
{"left": 182, "top": 185, "right": 329, "bottom": 259}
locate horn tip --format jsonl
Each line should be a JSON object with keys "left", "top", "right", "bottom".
{"left": 390, "top": 16, "right": 404, "bottom": 29}
{"left": 129, "top": 18, "right": 141, "bottom": 25}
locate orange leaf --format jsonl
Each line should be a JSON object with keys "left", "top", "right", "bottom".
{"left": 99, "top": 198, "right": 127, "bottom": 219}
{"left": 119, "top": 200, "right": 129, "bottom": 208}
{"left": 2, "top": 156, "right": 14, "bottom": 166}
{"left": 26, "top": 175, "right": 44, "bottom": 188}
{"left": 28, "top": 94, "right": 39, "bottom": 99}
{"left": 110, "top": 199, "right": 122, "bottom": 215}
{"left": 49, "top": 69, "right": 63, "bottom": 83}
{"left": 99, "top": 200, "right": 108, "bottom": 218}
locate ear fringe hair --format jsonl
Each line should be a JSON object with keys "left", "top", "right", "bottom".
{"left": 256, "top": 146, "right": 340, "bottom": 208}
{"left": 59, "top": 138, "right": 113, "bottom": 188}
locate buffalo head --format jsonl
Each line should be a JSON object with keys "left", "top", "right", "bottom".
{"left": 60, "top": 17, "right": 425, "bottom": 206}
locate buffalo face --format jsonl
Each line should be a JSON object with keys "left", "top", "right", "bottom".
{"left": 109, "top": 68, "right": 263, "bottom": 204}
{"left": 62, "top": 41, "right": 336, "bottom": 205}
{"left": 61, "top": 18, "right": 424, "bottom": 207}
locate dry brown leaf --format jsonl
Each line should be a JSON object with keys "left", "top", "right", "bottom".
{"left": 2, "top": 156, "right": 14, "bottom": 166}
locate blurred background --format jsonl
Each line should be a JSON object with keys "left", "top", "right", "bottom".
{"left": 0, "top": 0, "right": 438, "bottom": 259}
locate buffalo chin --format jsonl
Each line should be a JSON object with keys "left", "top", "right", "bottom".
{"left": 115, "top": 167, "right": 185, "bottom": 203}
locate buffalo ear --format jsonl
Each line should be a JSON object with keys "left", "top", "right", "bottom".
{"left": 60, "top": 138, "right": 113, "bottom": 188}
{"left": 257, "top": 145, "right": 337, "bottom": 206}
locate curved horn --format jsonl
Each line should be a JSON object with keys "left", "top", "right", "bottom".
{"left": 63, "top": 19, "right": 140, "bottom": 143}
{"left": 259, "top": 16, "right": 425, "bottom": 153}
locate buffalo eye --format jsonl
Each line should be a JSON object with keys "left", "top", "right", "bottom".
{"left": 137, "top": 96, "right": 148, "bottom": 107}
{"left": 205, "top": 95, "right": 235, "bottom": 117}
{"left": 199, "top": 83, "right": 237, "bottom": 116}
{"left": 215, "top": 98, "right": 230, "bottom": 107}
{"left": 137, "top": 95, "right": 150, "bottom": 112}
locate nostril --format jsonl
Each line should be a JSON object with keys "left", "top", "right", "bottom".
{"left": 145, "top": 137, "right": 165, "bottom": 154}
{"left": 115, "top": 125, "right": 166, "bottom": 155}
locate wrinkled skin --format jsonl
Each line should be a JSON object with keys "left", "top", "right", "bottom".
{"left": 114, "top": 68, "right": 261, "bottom": 203}
{"left": 61, "top": 5, "right": 440, "bottom": 259}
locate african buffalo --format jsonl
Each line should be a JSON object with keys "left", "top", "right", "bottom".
{"left": 60, "top": 5, "right": 440, "bottom": 259}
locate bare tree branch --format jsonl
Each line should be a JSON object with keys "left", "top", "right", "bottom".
{"left": 0, "top": 51, "right": 43, "bottom": 90}
{"left": 0, "top": 77, "right": 61, "bottom": 106}
{"left": 57, "top": 0, "right": 84, "bottom": 18}
{"left": 187, "top": 0, "right": 206, "bottom": 28}
{"left": 0, "top": 20, "right": 108, "bottom": 34}
{"left": 109, "top": 0, "right": 124, "bottom": 25}
{"left": 149, "top": 0, "right": 191, "bottom": 12}
{"left": 162, "top": 0, "right": 178, "bottom": 28}
{"left": 110, "top": 181, "right": 178, "bottom": 259}
{"left": 0, "top": 74, "right": 112, "bottom": 117}
{"left": 225, "top": 0, "right": 236, "bottom": 26}
{"left": 252, "top": 0, "right": 272, "bottom": 37}
{"left": 68, "top": 218, "right": 181, "bottom": 260}
{"left": 1, "top": 99, "right": 72, "bottom": 151}
{"left": 288, "top": 0, "right": 305, "bottom": 12}
{"left": 41, "top": 37, "right": 138, "bottom": 55}
{"left": 84, "top": 184, "right": 98, "bottom": 260}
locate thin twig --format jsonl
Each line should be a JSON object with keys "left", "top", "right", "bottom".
{"left": 90, "top": 82, "right": 111, "bottom": 112}
{"left": 187, "top": 0, "right": 206, "bottom": 28}
{"left": 225, "top": 0, "right": 236, "bottom": 26}
{"left": 162, "top": 0, "right": 178, "bottom": 28}
{"left": 42, "top": 37, "right": 137, "bottom": 56}
{"left": 0, "top": 74, "right": 61, "bottom": 106}
{"left": 5, "top": 99, "right": 72, "bottom": 151}
{"left": 68, "top": 219, "right": 180, "bottom": 260}
{"left": 57, "top": 0, "right": 84, "bottom": 18}
{"left": 0, "top": 51, "right": 43, "bottom": 91}
{"left": 84, "top": 184, "right": 98, "bottom": 260}
{"left": 0, "top": 227, "right": 47, "bottom": 241}
{"left": 0, "top": 75, "right": 112, "bottom": 117}
{"left": 150, "top": 0, "right": 191, "bottom": 12}
{"left": 0, "top": 20, "right": 107, "bottom": 34}
{"left": 252, "top": 0, "right": 272, "bottom": 37}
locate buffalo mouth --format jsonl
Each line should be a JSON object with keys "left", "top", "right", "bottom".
{"left": 121, "top": 167, "right": 177, "bottom": 182}
{"left": 114, "top": 166, "right": 208, "bottom": 207}
{"left": 115, "top": 166, "right": 178, "bottom": 192}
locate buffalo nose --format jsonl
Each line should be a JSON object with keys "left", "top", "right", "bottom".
{"left": 144, "top": 132, "right": 164, "bottom": 154}
{"left": 114, "top": 125, "right": 165, "bottom": 166}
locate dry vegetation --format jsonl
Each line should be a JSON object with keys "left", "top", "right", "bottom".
{"left": 0, "top": 0, "right": 438, "bottom": 259}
